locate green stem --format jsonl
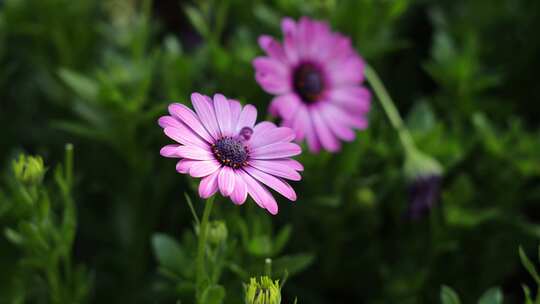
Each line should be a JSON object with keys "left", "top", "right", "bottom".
{"left": 265, "top": 258, "right": 272, "bottom": 277}
{"left": 364, "top": 64, "right": 417, "bottom": 154}
{"left": 196, "top": 195, "right": 215, "bottom": 300}
{"left": 65, "top": 143, "right": 74, "bottom": 189}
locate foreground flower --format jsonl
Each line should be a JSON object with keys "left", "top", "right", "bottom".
{"left": 253, "top": 17, "right": 371, "bottom": 153}
{"left": 159, "top": 93, "right": 303, "bottom": 215}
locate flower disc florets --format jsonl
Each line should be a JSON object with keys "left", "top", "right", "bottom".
{"left": 293, "top": 62, "right": 325, "bottom": 103}
{"left": 212, "top": 136, "right": 249, "bottom": 169}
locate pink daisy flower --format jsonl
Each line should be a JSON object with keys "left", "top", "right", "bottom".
{"left": 253, "top": 17, "right": 371, "bottom": 153}
{"left": 158, "top": 93, "right": 303, "bottom": 215}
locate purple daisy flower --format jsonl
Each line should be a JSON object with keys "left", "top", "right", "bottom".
{"left": 253, "top": 17, "right": 371, "bottom": 153}
{"left": 159, "top": 93, "right": 303, "bottom": 215}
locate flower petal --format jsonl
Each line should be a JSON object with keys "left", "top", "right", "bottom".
{"left": 164, "top": 126, "right": 209, "bottom": 150}
{"left": 218, "top": 166, "right": 235, "bottom": 196}
{"left": 329, "top": 86, "right": 371, "bottom": 113}
{"left": 258, "top": 35, "right": 287, "bottom": 63}
{"left": 281, "top": 17, "right": 299, "bottom": 65}
{"left": 304, "top": 114, "right": 321, "bottom": 153}
{"left": 308, "top": 20, "right": 332, "bottom": 58}
{"left": 191, "top": 93, "right": 221, "bottom": 140}
{"left": 199, "top": 170, "right": 219, "bottom": 199}
{"left": 189, "top": 160, "right": 221, "bottom": 178}
{"left": 268, "top": 93, "right": 302, "bottom": 121}
{"left": 249, "top": 160, "right": 302, "bottom": 181}
{"left": 276, "top": 158, "right": 304, "bottom": 171}
{"left": 160, "top": 144, "right": 181, "bottom": 158}
{"left": 244, "top": 167, "right": 297, "bottom": 201}
{"left": 176, "top": 159, "right": 198, "bottom": 173}
{"left": 176, "top": 146, "right": 214, "bottom": 160}
{"left": 329, "top": 55, "right": 365, "bottom": 85}
{"left": 320, "top": 105, "right": 356, "bottom": 141}
{"left": 229, "top": 99, "right": 242, "bottom": 126}
{"left": 249, "top": 127, "right": 295, "bottom": 148}
{"left": 251, "top": 142, "right": 302, "bottom": 159}
{"left": 168, "top": 103, "right": 214, "bottom": 143}
{"left": 213, "top": 94, "right": 233, "bottom": 136}
{"left": 158, "top": 115, "right": 182, "bottom": 129}
{"left": 236, "top": 104, "right": 257, "bottom": 132}
{"left": 327, "top": 34, "right": 354, "bottom": 63}
{"left": 310, "top": 107, "right": 341, "bottom": 152}
{"left": 323, "top": 103, "right": 369, "bottom": 129}
{"left": 238, "top": 170, "right": 278, "bottom": 215}
{"left": 231, "top": 174, "right": 248, "bottom": 205}
{"left": 254, "top": 57, "right": 291, "bottom": 95}
{"left": 253, "top": 121, "right": 277, "bottom": 135}
{"left": 290, "top": 105, "right": 309, "bottom": 141}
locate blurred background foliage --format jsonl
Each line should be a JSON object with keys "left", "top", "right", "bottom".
{"left": 1, "top": 0, "right": 540, "bottom": 303}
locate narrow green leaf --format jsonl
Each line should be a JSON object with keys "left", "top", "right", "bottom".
{"left": 52, "top": 121, "right": 107, "bottom": 141}
{"left": 184, "top": 5, "right": 208, "bottom": 38}
{"left": 272, "top": 225, "right": 292, "bottom": 255}
{"left": 273, "top": 253, "right": 315, "bottom": 277}
{"left": 519, "top": 246, "right": 540, "bottom": 284}
{"left": 58, "top": 68, "right": 98, "bottom": 100}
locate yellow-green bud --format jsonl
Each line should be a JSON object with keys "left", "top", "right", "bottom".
{"left": 207, "top": 221, "right": 228, "bottom": 245}
{"left": 12, "top": 155, "right": 45, "bottom": 186}
{"left": 244, "top": 276, "right": 281, "bottom": 304}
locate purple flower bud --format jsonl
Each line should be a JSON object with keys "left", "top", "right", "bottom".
{"left": 239, "top": 127, "right": 253, "bottom": 141}
{"left": 407, "top": 174, "right": 442, "bottom": 220}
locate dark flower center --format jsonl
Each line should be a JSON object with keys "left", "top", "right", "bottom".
{"left": 293, "top": 63, "right": 325, "bottom": 103}
{"left": 212, "top": 137, "right": 249, "bottom": 168}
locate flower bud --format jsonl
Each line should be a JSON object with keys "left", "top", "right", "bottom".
{"left": 12, "top": 154, "right": 45, "bottom": 186}
{"left": 403, "top": 149, "right": 443, "bottom": 219}
{"left": 244, "top": 276, "right": 281, "bottom": 304}
{"left": 207, "top": 221, "right": 228, "bottom": 245}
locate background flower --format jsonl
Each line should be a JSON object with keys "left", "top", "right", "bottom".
{"left": 253, "top": 16, "right": 371, "bottom": 153}
{"left": 159, "top": 93, "right": 303, "bottom": 215}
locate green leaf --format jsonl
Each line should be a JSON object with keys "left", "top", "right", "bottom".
{"left": 272, "top": 225, "right": 292, "bottom": 255}
{"left": 200, "top": 284, "right": 225, "bottom": 304}
{"left": 407, "top": 100, "right": 436, "bottom": 134}
{"left": 184, "top": 5, "right": 208, "bottom": 38}
{"left": 58, "top": 68, "right": 98, "bottom": 101}
{"left": 151, "top": 233, "right": 188, "bottom": 273}
{"left": 519, "top": 246, "right": 540, "bottom": 284}
{"left": 441, "top": 285, "right": 461, "bottom": 304}
{"left": 52, "top": 121, "right": 107, "bottom": 142}
{"left": 273, "top": 253, "right": 315, "bottom": 277}
{"left": 4, "top": 228, "right": 24, "bottom": 245}
{"left": 254, "top": 4, "right": 280, "bottom": 27}
{"left": 248, "top": 235, "right": 272, "bottom": 257}
{"left": 478, "top": 287, "right": 503, "bottom": 304}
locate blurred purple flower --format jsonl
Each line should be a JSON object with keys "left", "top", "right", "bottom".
{"left": 253, "top": 17, "right": 371, "bottom": 153}
{"left": 407, "top": 174, "right": 442, "bottom": 219}
{"left": 158, "top": 93, "right": 303, "bottom": 215}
